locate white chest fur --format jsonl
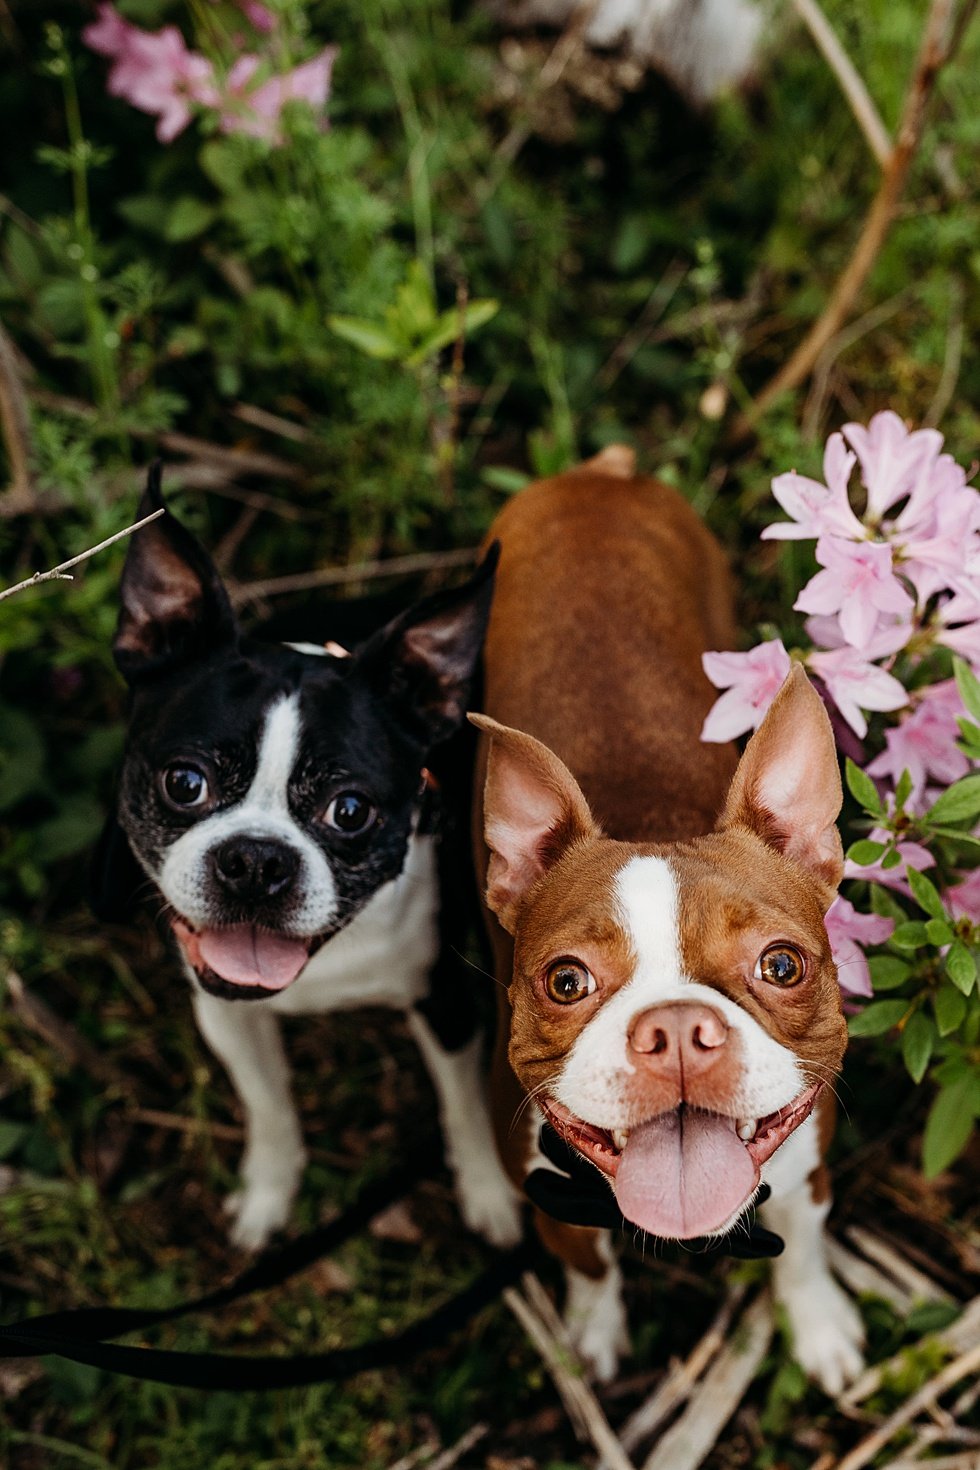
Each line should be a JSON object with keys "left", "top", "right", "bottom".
{"left": 258, "top": 833, "right": 440, "bottom": 1017}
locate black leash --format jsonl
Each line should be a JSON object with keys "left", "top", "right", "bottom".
{"left": 0, "top": 1125, "right": 780, "bottom": 1391}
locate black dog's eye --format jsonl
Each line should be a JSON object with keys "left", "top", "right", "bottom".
{"left": 324, "top": 791, "right": 376, "bottom": 835}
{"left": 754, "top": 944, "right": 806, "bottom": 987}
{"left": 161, "top": 764, "right": 210, "bottom": 810}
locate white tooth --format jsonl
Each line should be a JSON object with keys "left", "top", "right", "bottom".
{"left": 611, "top": 1128, "right": 629, "bottom": 1151}
{"left": 737, "top": 1120, "right": 757, "bottom": 1142}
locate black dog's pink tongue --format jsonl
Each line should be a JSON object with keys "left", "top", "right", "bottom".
{"left": 197, "top": 926, "right": 309, "bottom": 990}
{"left": 613, "top": 1111, "right": 759, "bottom": 1238}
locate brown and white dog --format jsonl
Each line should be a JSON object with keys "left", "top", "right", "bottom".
{"left": 471, "top": 447, "right": 865, "bottom": 1393}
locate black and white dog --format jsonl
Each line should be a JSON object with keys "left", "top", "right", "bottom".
{"left": 94, "top": 466, "right": 520, "bottom": 1251}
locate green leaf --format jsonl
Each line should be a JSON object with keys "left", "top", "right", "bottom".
{"left": 846, "top": 839, "right": 885, "bottom": 865}
{"left": 891, "top": 921, "right": 929, "bottom": 950}
{"left": 907, "top": 867, "right": 946, "bottom": 921}
{"left": 929, "top": 826, "right": 980, "bottom": 851}
{"left": 327, "top": 315, "right": 401, "bottom": 359}
{"left": 927, "top": 775, "right": 980, "bottom": 825}
{"left": 0, "top": 707, "right": 46, "bottom": 811}
{"left": 894, "top": 768, "right": 914, "bottom": 810}
{"left": 164, "top": 196, "right": 217, "bottom": 243}
{"left": 954, "top": 657, "right": 980, "bottom": 724}
{"left": 0, "top": 1120, "right": 29, "bottom": 1159}
{"left": 406, "top": 298, "right": 499, "bottom": 365}
{"left": 922, "top": 1078, "right": 978, "bottom": 1177}
{"left": 845, "top": 759, "right": 883, "bottom": 816}
{"left": 116, "top": 193, "right": 170, "bottom": 235}
{"left": 848, "top": 999, "right": 908, "bottom": 1036}
{"left": 33, "top": 795, "right": 104, "bottom": 864}
{"left": 881, "top": 847, "right": 903, "bottom": 869}
{"left": 946, "top": 942, "right": 977, "bottom": 995}
{"left": 933, "top": 983, "right": 968, "bottom": 1036}
{"left": 868, "top": 955, "right": 911, "bottom": 991}
{"left": 901, "top": 1011, "right": 934, "bottom": 1083}
{"left": 925, "top": 918, "right": 954, "bottom": 946}
{"left": 481, "top": 466, "right": 531, "bottom": 494}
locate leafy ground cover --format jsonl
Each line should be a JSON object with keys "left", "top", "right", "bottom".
{"left": 1, "top": 1, "right": 978, "bottom": 1466}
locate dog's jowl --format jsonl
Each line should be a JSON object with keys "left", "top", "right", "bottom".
{"left": 97, "top": 466, "right": 519, "bottom": 1251}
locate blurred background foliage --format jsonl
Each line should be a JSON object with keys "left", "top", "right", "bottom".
{"left": 0, "top": 1, "right": 978, "bottom": 1465}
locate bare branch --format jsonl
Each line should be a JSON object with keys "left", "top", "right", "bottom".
{"left": 736, "top": 0, "right": 965, "bottom": 436}
{"left": 504, "top": 1273, "right": 636, "bottom": 1470}
{"left": 0, "top": 507, "right": 164, "bottom": 604}
{"left": 835, "top": 1340, "right": 980, "bottom": 1470}
{"left": 790, "top": 0, "right": 892, "bottom": 167}
{"left": 231, "top": 546, "right": 477, "bottom": 606}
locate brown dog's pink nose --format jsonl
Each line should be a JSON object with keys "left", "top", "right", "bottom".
{"left": 629, "top": 1002, "right": 729, "bottom": 1074}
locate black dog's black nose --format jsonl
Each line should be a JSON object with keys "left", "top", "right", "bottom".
{"left": 211, "top": 837, "right": 300, "bottom": 900}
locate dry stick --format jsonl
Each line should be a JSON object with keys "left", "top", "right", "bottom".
{"left": 834, "top": 1341, "right": 980, "bottom": 1470}
{"left": 0, "top": 507, "right": 164, "bottom": 604}
{"left": 0, "top": 316, "right": 35, "bottom": 511}
{"left": 640, "top": 1292, "right": 774, "bottom": 1470}
{"left": 880, "top": 1455, "right": 980, "bottom": 1470}
{"left": 844, "top": 1226, "right": 955, "bottom": 1305}
{"left": 826, "top": 1237, "right": 915, "bottom": 1314}
{"left": 503, "top": 1274, "right": 636, "bottom": 1470}
{"left": 230, "top": 401, "right": 314, "bottom": 444}
{"left": 801, "top": 289, "right": 911, "bottom": 439}
{"left": 4, "top": 971, "right": 130, "bottom": 1090}
{"left": 602, "top": 1283, "right": 750, "bottom": 1465}
{"left": 736, "top": 0, "right": 967, "bottom": 436}
{"left": 790, "top": 0, "right": 892, "bottom": 166}
{"left": 231, "top": 546, "right": 478, "bottom": 605}
{"left": 843, "top": 1297, "right": 980, "bottom": 1409}
{"left": 424, "top": 1423, "right": 490, "bottom": 1470}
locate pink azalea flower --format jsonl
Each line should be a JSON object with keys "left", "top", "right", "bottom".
{"left": 807, "top": 645, "right": 907, "bottom": 739}
{"left": 700, "top": 639, "right": 791, "bottom": 742}
{"left": 240, "top": 1, "right": 277, "bottom": 32}
{"left": 804, "top": 611, "right": 912, "bottom": 661}
{"left": 825, "top": 895, "right": 893, "bottom": 998}
{"left": 83, "top": 3, "right": 215, "bottom": 143}
{"left": 795, "top": 535, "right": 915, "bottom": 652}
{"left": 866, "top": 681, "right": 970, "bottom": 800}
{"left": 948, "top": 867, "right": 980, "bottom": 924}
{"left": 761, "top": 433, "right": 866, "bottom": 543}
{"left": 843, "top": 411, "right": 944, "bottom": 521}
{"left": 218, "top": 47, "right": 337, "bottom": 140}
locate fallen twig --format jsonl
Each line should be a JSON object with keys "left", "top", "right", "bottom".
{"left": 230, "top": 401, "right": 314, "bottom": 444}
{"left": 425, "top": 1423, "right": 489, "bottom": 1470}
{"left": 842, "top": 1296, "right": 980, "bottom": 1409}
{"left": 231, "top": 546, "right": 477, "bottom": 605}
{"left": 504, "top": 1272, "right": 636, "bottom": 1470}
{"left": 737, "top": 0, "right": 971, "bottom": 435}
{"left": 0, "top": 508, "right": 164, "bottom": 604}
{"left": 835, "top": 1341, "right": 980, "bottom": 1470}
{"left": 827, "top": 1237, "right": 916, "bottom": 1314}
{"left": 640, "top": 1291, "right": 773, "bottom": 1470}
{"left": 845, "top": 1226, "right": 956, "bottom": 1305}
{"left": 4, "top": 970, "right": 130, "bottom": 1089}
{"left": 602, "top": 1283, "right": 750, "bottom": 1465}
{"left": 790, "top": 0, "right": 892, "bottom": 166}
{"left": 0, "top": 315, "right": 35, "bottom": 512}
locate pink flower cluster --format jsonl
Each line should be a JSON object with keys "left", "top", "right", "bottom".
{"left": 700, "top": 413, "right": 980, "bottom": 994}
{"left": 83, "top": 3, "right": 336, "bottom": 145}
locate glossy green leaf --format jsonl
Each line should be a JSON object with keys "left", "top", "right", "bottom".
{"left": 848, "top": 999, "right": 908, "bottom": 1036}
{"left": 901, "top": 1011, "right": 934, "bottom": 1083}
{"left": 933, "top": 984, "right": 968, "bottom": 1036}
{"left": 922, "top": 1078, "right": 978, "bottom": 1177}
{"left": 946, "top": 942, "right": 977, "bottom": 995}
{"left": 928, "top": 775, "right": 980, "bottom": 825}
{"left": 868, "top": 955, "right": 911, "bottom": 991}
{"left": 845, "top": 759, "right": 883, "bottom": 816}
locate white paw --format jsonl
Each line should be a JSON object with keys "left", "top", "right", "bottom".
{"left": 223, "top": 1180, "right": 295, "bottom": 1251}
{"left": 564, "top": 1269, "right": 630, "bottom": 1384}
{"left": 455, "top": 1168, "right": 523, "bottom": 1248}
{"left": 785, "top": 1278, "right": 866, "bottom": 1397}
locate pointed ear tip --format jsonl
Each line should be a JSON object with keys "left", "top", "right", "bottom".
{"left": 140, "top": 459, "right": 167, "bottom": 513}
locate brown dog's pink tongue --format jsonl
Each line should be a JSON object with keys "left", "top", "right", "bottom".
{"left": 613, "top": 1111, "right": 759, "bottom": 1238}
{"left": 197, "top": 926, "right": 309, "bottom": 990}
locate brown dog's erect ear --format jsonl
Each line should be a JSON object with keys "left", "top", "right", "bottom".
{"left": 720, "top": 664, "right": 843, "bottom": 893}
{"left": 469, "top": 715, "right": 599, "bottom": 933}
{"left": 355, "top": 544, "right": 500, "bottom": 748}
{"left": 114, "top": 463, "right": 237, "bottom": 683}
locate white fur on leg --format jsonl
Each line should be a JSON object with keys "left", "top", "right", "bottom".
{"left": 563, "top": 1232, "right": 630, "bottom": 1383}
{"left": 407, "top": 1013, "right": 522, "bottom": 1248}
{"left": 193, "top": 987, "right": 307, "bottom": 1251}
{"left": 763, "top": 1184, "right": 865, "bottom": 1396}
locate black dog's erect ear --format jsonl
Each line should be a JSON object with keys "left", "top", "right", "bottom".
{"left": 90, "top": 810, "right": 146, "bottom": 923}
{"left": 356, "top": 542, "right": 499, "bottom": 747}
{"left": 113, "top": 463, "right": 238, "bottom": 683}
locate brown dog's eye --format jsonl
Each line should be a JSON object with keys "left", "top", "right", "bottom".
{"left": 755, "top": 944, "right": 806, "bottom": 987}
{"left": 544, "top": 960, "right": 596, "bottom": 1005}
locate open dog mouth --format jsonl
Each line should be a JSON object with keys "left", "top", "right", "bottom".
{"left": 540, "top": 1083, "right": 823, "bottom": 1239}
{"left": 171, "top": 917, "right": 318, "bottom": 998}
